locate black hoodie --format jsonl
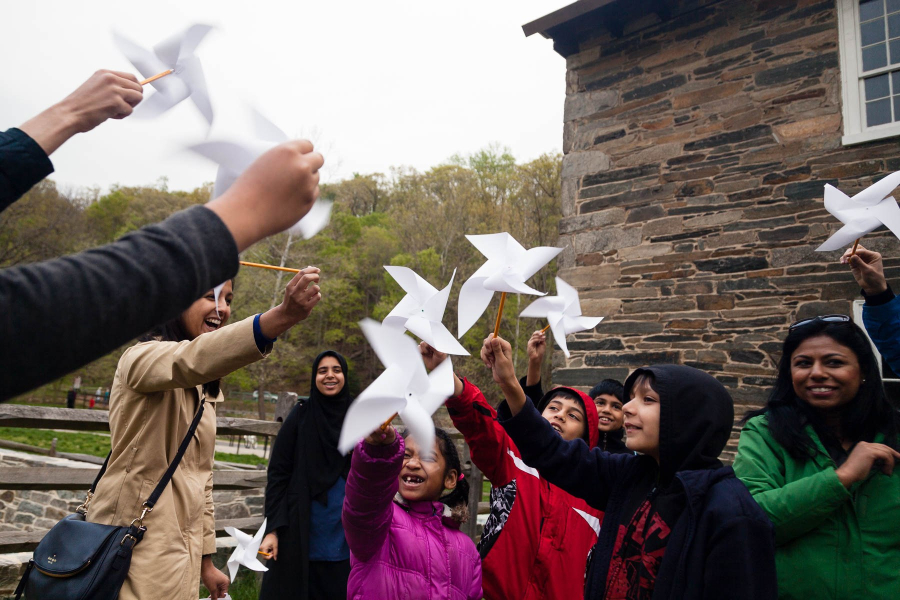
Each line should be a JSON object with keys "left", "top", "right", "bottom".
{"left": 501, "top": 364, "right": 776, "bottom": 600}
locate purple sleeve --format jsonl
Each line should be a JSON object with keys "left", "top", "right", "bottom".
{"left": 341, "top": 436, "right": 404, "bottom": 562}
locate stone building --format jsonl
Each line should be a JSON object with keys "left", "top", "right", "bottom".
{"left": 524, "top": 0, "right": 900, "bottom": 445}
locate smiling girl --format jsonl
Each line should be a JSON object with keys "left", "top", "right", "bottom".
{"left": 734, "top": 316, "right": 900, "bottom": 599}
{"left": 341, "top": 425, "right": 481, "bottom": 600}
{"left": 85, "top": 268, "right": 322, "bottom": 600}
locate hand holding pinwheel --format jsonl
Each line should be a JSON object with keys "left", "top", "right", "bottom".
{"left": 816, "top": 171, "right": 900, "bottom": 253}
{"left": 113, "top": 23, "right": 215, "bottom": 125}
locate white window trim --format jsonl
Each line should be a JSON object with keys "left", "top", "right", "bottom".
{"left": 837, "top": 0, "right": 900, "bottom": 145}
{"left": 852, "top": 299, "right": 900, "bottom": 381}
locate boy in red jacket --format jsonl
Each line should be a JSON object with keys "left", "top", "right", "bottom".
{"left": 421, "top": 343, "right": 603, "bottom": 600}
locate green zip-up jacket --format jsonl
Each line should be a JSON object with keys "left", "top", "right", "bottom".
{"left": 734, "top": 415, "right": 900, "bottom": 599}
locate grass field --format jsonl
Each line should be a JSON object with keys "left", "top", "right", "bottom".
{"left": 0, "top": 427, "right": 269, "bottom": 466}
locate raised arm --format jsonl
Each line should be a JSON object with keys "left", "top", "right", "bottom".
{"left": 342, "top": 429, "right": 403, "bottom": 562}
{"left": 1, "top": 140, "right": 324, "bottom": 400}
{"left": 486, "top": 334, "right": 631, "bottom": 509}
{"left": 3, "top": 70, "right": 143, "bottom": 212}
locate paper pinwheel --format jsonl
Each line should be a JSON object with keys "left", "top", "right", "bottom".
{"left": 213, "top": 282, "right": 227, "bottom": 318}
{"left": 457, "top": 233, "right": 563, "bottom": 338}
{"left": 816, "top": 170, "right": 900, "bottom": 251}
{"left": 224, "top": 517, "right": 269, "bottom": 582}
{"left": 113, "top": 24, "right": 214, "bottom": 126}
{"left": 519, "top": 277, "right": 603, "bottom": 357}
{"left": 338, "top": 319, "right": 455, "bottom": 455}
{"left": 383, "top": 267, "right": 469, "bottom": 355}
{"left": 189, "top": 109, "right": 333, "bottom": 239}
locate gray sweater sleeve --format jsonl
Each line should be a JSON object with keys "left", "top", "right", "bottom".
{"left": 0, "top": 205, "right": 239, "bottom": 399}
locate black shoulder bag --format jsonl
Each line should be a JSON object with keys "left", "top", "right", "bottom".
{"left": 14, "top": 398, "right": 207, "bottom": 600}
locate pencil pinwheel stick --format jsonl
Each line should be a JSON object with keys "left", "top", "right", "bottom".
{"left": 139, "top": 69, "right": 174, "bottom": 86}
{"left": 257, "top": 550, "right": 272, "bottom": 558}
{"left": 380, "top": 413, "right": 398, "bottom": 432}
{"left": 850, "top": 239, "right": 861, "bottom": 257}
{"left": 493, "top": 292, "right": 507, "bottom": 337}
{"left": 540, "top": 324, "right": 551, "bottom": 334}
{"left": 239, "top": 261, "right": 301, "bottom": 274}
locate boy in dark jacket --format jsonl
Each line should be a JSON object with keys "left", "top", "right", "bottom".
{"left": 421, "top": 343, "right": 603, "bottom": 600}
{"left": 483, "top": 334, "right": 777, "bottom": 600}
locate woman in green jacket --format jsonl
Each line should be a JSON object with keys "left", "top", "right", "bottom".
{"left": 733, "top": 316, "right": 900, "bottom": 599}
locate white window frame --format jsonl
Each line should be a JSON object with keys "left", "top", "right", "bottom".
{"left": 837, "top": 0, "right": 900, "bottom": 145}
{"left": 852, "top": 299, "right": 900, "bottom": 381}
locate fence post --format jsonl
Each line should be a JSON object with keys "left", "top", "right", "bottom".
{"left": 49, "top": 438, "right": 57, "bottom": 458}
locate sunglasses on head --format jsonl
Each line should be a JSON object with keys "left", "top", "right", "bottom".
{"left": 788, "top": 314, "right": 851, "bottom": 331}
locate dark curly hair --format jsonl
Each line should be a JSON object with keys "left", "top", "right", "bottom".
{"left": 743, "top": 318, "right": 900, "bottom": 461}
{"left": 589, "top": 379, "right": 624, "bottom": 402}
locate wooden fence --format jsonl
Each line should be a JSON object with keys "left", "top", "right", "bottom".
{"left": 0, "top": 404, "right": 486, "bottom": 556}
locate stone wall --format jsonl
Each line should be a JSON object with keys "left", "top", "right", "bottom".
{"left": 554, "top": 0, "right": 900, "bottom": 449}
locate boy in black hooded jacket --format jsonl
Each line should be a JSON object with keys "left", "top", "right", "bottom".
{"left": 482, "top": 334, "right": 776, "bottom": 600}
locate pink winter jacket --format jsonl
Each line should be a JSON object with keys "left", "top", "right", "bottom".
{"left": 342, "top": 437, "right": 482, "bottom": 600}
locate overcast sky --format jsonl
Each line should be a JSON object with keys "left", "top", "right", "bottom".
{"left": 1, "top": 1, "right": 570, "bottom": 193}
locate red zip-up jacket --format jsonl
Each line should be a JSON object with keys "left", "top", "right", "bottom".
{"left": 446, "top": 379, "right": 602, "bottom": 600}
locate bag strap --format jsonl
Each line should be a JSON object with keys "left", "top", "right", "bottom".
{"left": 144, "top": 397, "right": 206, "bottom": 510}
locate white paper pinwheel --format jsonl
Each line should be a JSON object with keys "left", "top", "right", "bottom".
{"left": 338, "top": 319, "right": 455, "bottom": 455}
{"left": 457, "top": 233, "right": 563, "bottom": 337}
{"left": 816, "top": 170, "right": 900, "bottom": 251}
{"left": 189, "top": 108, "right": 332, "bottom": 239}
{"left": 113, "top": 24, "right": 214, "bottom": 126}
{"left": 519, "top": 277, "right": 603, "bottom": 358}
{"left": 224, "top": 517, "right": 268, "bottom": 582}
{"left": 383, "top": 267, "right": 469, "bottom": 355}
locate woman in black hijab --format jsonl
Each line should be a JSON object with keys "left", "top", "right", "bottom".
{"left": 259, "top": 350, "right": 353, "bottom": 600}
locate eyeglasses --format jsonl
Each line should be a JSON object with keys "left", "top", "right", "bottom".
{"left": 788, "top": 314, "right": 851, "bottom": 331}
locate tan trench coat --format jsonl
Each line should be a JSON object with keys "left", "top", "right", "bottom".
{"left": 86, "top": 317, "right": 268, "bottom": 600}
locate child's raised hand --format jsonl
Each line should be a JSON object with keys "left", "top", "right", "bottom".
{"left": 365, "top": 425, "right": 397, "bottom": 446}
{"left": 419, "top": 342, "right": 447, "bottom": 371}
{"left": 841, "top": 244, "right": 888, "bottom": 295}
{"left": 489, "top": 335, "right": 517, "bottom": 387}
{"left": 527, "top": 330, "right": 547, "bottom": 365}
{"left": 481, "top": 334, "right": 496, "bottom": 369}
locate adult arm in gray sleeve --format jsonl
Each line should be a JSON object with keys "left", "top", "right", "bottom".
{"left": 0, "top": 205, "right": 238, "bottom": 399}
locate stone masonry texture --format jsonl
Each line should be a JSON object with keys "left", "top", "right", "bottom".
{"left": 554, "top": 0, "right": 900, "bottom": 458}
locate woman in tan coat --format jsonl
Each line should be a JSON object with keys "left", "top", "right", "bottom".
{"left": 85, "top": 267, "right": 322, "bottom": 600}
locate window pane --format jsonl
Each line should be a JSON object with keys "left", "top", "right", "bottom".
{"left": 892, "top": 38, "right": 900, "bottom": 63}
{"left": 866, "top": 73, "right": 891, "bottom": 99}
{"left": 890, "top": 13, "right": 900, "bottom": 38}
{"left": 867, "top": 98, "right": 893, "bottom": 126}
{"left": 864, "top": 43, "right": 889, "bottom": 70}
{"left": 893, "top": 70, "right": 900, "bottom": 90}
{"left": 862, "top": 18, "right": 887, "bottom": 45}
{"left": 889, "top": 0, "right": 900, "bottom": 14}
{"left": 862, "top": 0, "right": 885, "bottom": 22}
{"left": 894, "top": 95, "right": 900, "bottom": 121}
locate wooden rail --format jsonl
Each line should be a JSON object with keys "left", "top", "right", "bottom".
{"left": 0, "top": 517, "right": 267, "bottom": 554}
{"left": 0, "top": 404, "right": 282, "bottom": 436}
{"left": 0, "top": 467, "right": 268, "bottom": 491}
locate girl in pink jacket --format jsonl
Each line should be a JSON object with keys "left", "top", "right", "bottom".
{"left": 342, "top": 425, "right": 482, "bottom": 600}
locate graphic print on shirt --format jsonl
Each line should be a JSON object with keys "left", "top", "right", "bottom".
{"left": 478, "top": 479, "right": 517, "bottom": 558}
{"left": 603, "top": 500, "right": 672, "bottom": 600}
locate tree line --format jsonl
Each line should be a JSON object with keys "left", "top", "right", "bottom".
{"left": 3, "top": 146, "right": 563, "bottom": 417}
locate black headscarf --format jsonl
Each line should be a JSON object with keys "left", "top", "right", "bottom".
{"left": 297, "top": 350, "right": 352, "bottom": 504}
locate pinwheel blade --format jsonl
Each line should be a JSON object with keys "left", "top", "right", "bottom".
{"left": 457, "top": 276, "right": 495, "bottom": 338}
{"left": 851, "top": 170, "right": 900, "bottom": 207}
{"left": 399, "top": 401, "right": 437, "bottom": 462}
{"left": 289, "top": 199, "right": 333, "bottom": 239}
